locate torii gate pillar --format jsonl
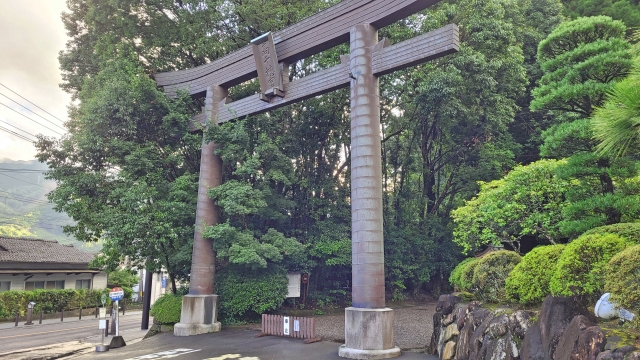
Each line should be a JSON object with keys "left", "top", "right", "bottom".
{"left": 339, "top": 24, "right": 400, "bottom": 359}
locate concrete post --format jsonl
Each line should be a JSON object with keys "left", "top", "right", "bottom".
{"left": 174, "top": 84, "right": 226, "bottom": 336}
{"left": 339, "top": 23, "right": 400, "bottom": 359}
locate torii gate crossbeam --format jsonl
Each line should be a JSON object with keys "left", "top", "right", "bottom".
{"left": 155, "top": 1, "right": 458, "bottom": 358}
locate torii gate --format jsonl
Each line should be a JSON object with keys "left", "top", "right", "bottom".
{"left": 155, "top": 0, "right": 458, "bottom": 358}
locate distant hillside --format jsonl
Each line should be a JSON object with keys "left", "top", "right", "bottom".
{"left": 0, "top": 159, "right": 100, "bottom": 252}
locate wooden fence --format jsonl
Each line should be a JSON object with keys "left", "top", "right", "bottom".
{"left": 261, "top": 314, "right": 319, "bottom": 342}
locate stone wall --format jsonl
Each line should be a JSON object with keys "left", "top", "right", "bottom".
{"left": 428, "top": 294, "right": 640, "bottom": 360}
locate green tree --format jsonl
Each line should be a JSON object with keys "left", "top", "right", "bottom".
{"left": 561, "top": 0, "right": 640, "bottom": 28}
{"left": 531, "top": 16, "right": 632, "bottom": 118}
{"left": 452, "top": 159, "right": 569, "bottom": 253}
{"left": 107, "top": 269, "right": 139, "bottom": 288}
{"left": 36, "top": 51, "right": 201, "bottom": 293}
{"left": 592, "top": 57, "right": 640, "bottom": 158}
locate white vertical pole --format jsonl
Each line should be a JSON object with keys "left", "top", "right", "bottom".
{"left": 115, "top": 300, "right": 119, "bottom": 336}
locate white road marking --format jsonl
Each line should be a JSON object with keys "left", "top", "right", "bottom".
{"left": 124, "top": 348, "right": 202, "bottom": 359}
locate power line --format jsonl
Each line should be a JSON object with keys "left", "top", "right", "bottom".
{"left": 0, "top": 124, "right": 34, "bottom": 143}
{"left": 0, "top": 168, "right": 47, "bottom": 173}
{"left": 0, "top": 172, "right": 52, "bottom": 188}
{"left": 0, "top": 118, "right": 37, "bottom": 140}
{"left": 0, "top": 190, "right": 50, "bottom": 206}
{"left": 0, "top": 102, "right": 63, "bottom": 136}
{"left": 0, "top": 83, "right": 66, "bottom": 125}
{"left": 0, "top": 92, "right": 65, "bottom": 131}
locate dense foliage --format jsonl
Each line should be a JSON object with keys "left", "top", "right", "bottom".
{"left": 583, "top": 222, "right": 640, "bottom": 243}
{"left": 0, "top": 289, "right": 117, "bottom": 317}
{"left": 605, "top": 244, "right": 640, "bottom": 311}
{"left": 505, "top": 244, "right": 566, "bottom": 304}
{"left": 550, "top": 233, "right": 629, "bottom": 298}
{"left": 107, "top": 269, "right": 139, "bottom": 288}
{"left": 472, "top": 251, "right": 521, "bottom": 302}
{"left": 449, "top": 258, "right": 480, "bottom": 292}
{"left": 150, "top": 294, "right": 183, "bottom": 325}
{"left": 452, "top": 159, "right": 569, "bottom": 253}
{"left": 215, "top": 264, "right": 288, "bottom": 322}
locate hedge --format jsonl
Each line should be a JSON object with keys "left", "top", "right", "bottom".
{"left": 449, "top": 257, "right": 481, "bottom": 292}
{"left": 550, "top": 233, "right": 629, "bottom": 298}
{"left": 150, "top": 294, "right": 182, "bottom": 324}
{"left": 583, "top": 223, "right": 640, "bottom": 244}
{"left": 0, "top": 287, "right": 132, "bottom": 317}
{"left": 472, "top": 250, "right": 521, "bottom": 303}
{"left": 215, "top": 263, "right": 288, "bottom": 323}
{"left": 505, "top": 244, "right": 566, "bottom": 304}
{"left": 605, "top": 244, "right": 640, "bottom": 312}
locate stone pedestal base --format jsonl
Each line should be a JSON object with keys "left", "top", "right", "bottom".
{"left": 173, "top": 294, "right": 221, "bottom": 337}
{"left": 338, "top": 307, "right": 401, "bottom": 359}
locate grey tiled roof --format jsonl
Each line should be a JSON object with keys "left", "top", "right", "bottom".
{"left": 0, "top": 237, "right": 94, "bottom": 264}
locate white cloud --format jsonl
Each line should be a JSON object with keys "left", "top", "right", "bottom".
{"left": 0, "top": 1, "right": 71, "bottom": 161}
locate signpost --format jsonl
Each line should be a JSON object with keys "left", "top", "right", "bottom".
{"left": 108, "top": 287, "right": 126, "bottom": 349}
{"left": 96, "top": 293, "right": 110, "bottom": 352}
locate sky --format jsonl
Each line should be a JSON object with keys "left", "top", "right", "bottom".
{"left": 0, "top": 1, "right": 71, "bottom": 161}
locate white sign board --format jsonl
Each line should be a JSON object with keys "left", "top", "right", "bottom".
{"left": 286, "top": 272, "right": 301, "bottom": 298}
{"left": 283, "top": 316, "right": 290, "bottom": 335}
{"left": 98, "top": 319, "right": 107, "bottom": 329}
{"left": 99, "top": 308, "right": 106, "bottom": 319}
{"left": 294, "top": 319, "right": 300, "bottom": 332}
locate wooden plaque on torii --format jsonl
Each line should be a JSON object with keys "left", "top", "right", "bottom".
{"left": 155, "top": 0, "right": 458, "bottom": 356}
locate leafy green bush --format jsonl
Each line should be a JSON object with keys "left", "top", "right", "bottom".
{"left": 107, "top": 269, "right": 139, "bottom": 288}
{"left": 472, "top": 250, "right": 521, "bottom": 302}
{"left": 583, "top": 223, "right": 640, "bottom": 244}
{"left": 150, "top": 294, "right": 183, "bottom": 324}
{"left": 0, "top": 298, "right": 7, "bottom": 318}
{"left": 215, "top": 264, "right": 288, "bottom": 323}
{"left": 505, "top": 245, "right": 566, "bottom": 304}
{"left": 0, "top": 289, "right": 113, "bottom": 317}
{"left": 605, "top": 244, "right": 640, "bottom": 312}
{"left": 449, "top": 258, "right": 481, "bottom": 291}
{"left": 550, "top": 233, "right": 629, "bottom": 298}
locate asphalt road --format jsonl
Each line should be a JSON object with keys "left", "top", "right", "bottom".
{"left": 0, "top": 311, "right": 145, "bottom": 354}
{"left": 73, "top": 329, "right": 438, "bottom": 360}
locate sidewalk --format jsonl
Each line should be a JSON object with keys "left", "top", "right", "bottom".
{"left": 0, "top": 310, "right": 143, "bottom": 330}
{"left": 0, "top": 326, "right": 149, "bottom": 360}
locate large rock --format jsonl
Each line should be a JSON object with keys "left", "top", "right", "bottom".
{"left": 596, "top": 346, "right": 637, "bottom": 360}
{"left": 455, "top": 311, "right": 476, "bottom": 360}
{"left": 469, "top": 312, "right": 495, "bottom": 360}
{"left": 552, "top": 314, "right": 606, "bottom": 360}
{"left": 428, "top": 311, "right": 443, "bottom": 355}
{"left": 539, "top": 296, "right": 595, "bottom": 359}
{"left": 437, "top": 294, "right": 461, "bottom": 316}
{"left": 521, "top": 322, "right": 546, "bottom": 360}
{"left": 509, "top": 310, "right": 535, "bottom": 339}
{"left": 487, "top": 314, "right": 509, "bottom": 339}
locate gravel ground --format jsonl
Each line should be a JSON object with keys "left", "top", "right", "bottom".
{"left": 315, "top": 301, "right": 437, "bottom": 351}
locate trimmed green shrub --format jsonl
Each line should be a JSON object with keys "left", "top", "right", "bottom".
{"left": 505, "top": 245, "right": 566, "bottom": 304}
{"left": 605, "top": 244, "right": 640, "bottom": 312}
{"left": 550, "top": 233, "right": 629, "bottom": 298}
{"left": 472, "top": 250, "right": 521, "bottom": 303}
{"left": 0, "top": 298, "right": 6, "bottom": 318}
{"left": 215, "top": 263, "right": 288, "bottom": 323}
{"left": 150, "top": 294, "right": 183, "bottom": 324}
{"left": 0, "top": 288, "right": 114, "bottom": 317}
{"left": 583, "top": 223, "right": 640, "bottom": 244}
{"left": 449, "top": 257, "right": 481, "bottom": 291}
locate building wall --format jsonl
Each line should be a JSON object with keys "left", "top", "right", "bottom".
{"left": 0, "top": 272, "right": 108, "bottom": 291}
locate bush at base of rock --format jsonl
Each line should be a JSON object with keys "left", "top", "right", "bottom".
{"left": 472, "top": 250, "right": 521, "bottom": 303}
{"left": 505, "top": 244, "right": 565, "bottom": 305}
{"left": 605, "top": 244, "right": 640, "bottom": 312}
{"left": 149, "top": 294, "right": 183, "bottom": 325}
{"left": 449, "top": 257, "right": 481, "bottom": 292}
{"left": 583, "top": 222, "right": 640, "bottom": 244}
{"left": 550, "top": 233, "right": 629, "bottom": 299}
